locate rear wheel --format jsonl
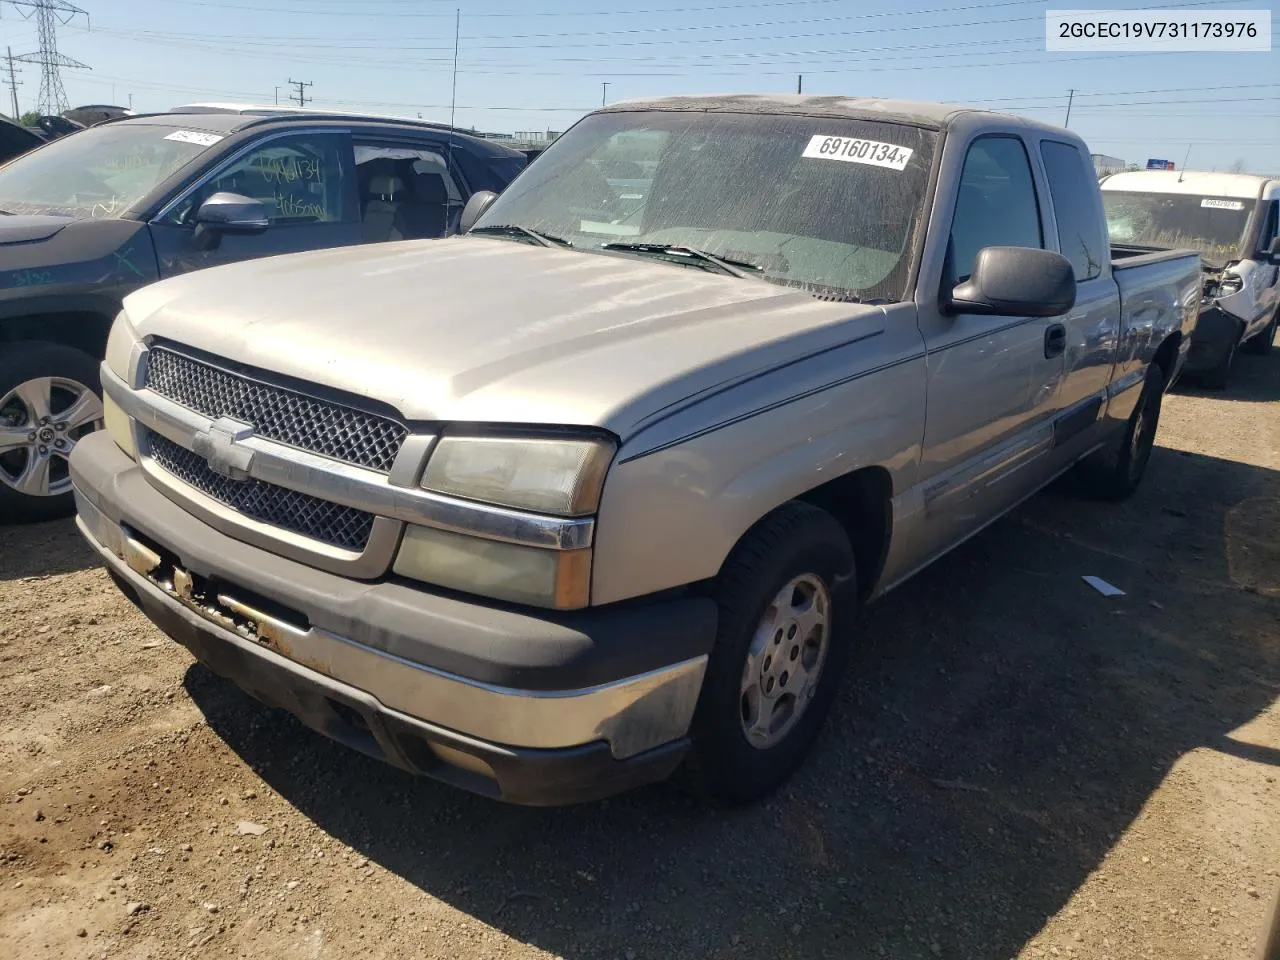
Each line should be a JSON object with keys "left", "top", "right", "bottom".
{"left": 1078, "top": 361, "right": 1165, "bottom": 502}
{"left": 0, "top": 343, "right": 103, "bottom": 524}
{"left": 1242, "top": 307, "right": 1278, "bottom": 356}
{"left": 685, "top": 502, "right": 856, "bottom": 805}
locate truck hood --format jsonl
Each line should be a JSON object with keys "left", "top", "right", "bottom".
{"left": 0, "top": 214, "right": 74, "bottom": 245}
{"left": 123, "top": 237, "right": 886, "bottom": 436}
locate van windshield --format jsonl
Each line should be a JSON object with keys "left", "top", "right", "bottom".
{"left": 0, "top": 122, "right": 218, "bottom": 219}
{"left": 473, "top": 110, "right": 937, "bottom": 303}
{"left": 1103, "top": 190, "right": 1253, "bottom": 264}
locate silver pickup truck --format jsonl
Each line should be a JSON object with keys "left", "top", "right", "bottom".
{"left": 68, "top": 96, "right": 1200, "bottom": 806}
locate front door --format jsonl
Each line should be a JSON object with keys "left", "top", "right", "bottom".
{"left": 148, "top": 132, "right": 362, "bottom": 278}
{"left": 912, "top": 134, "right": 1065, "bottom": 562}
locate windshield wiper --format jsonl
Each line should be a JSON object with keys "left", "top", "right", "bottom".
{"left": 600, "top": 242, "right": 763, "bottom": 279}
{"left": 469, "top": 224, "right": 572, "bottom": 248}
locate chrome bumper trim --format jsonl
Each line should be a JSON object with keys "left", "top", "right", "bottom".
{"left": 75, "top": 491, "right": 704, "bottom": 759}
{"left": 103, "top": 364, "right": 595, "bottom": 552}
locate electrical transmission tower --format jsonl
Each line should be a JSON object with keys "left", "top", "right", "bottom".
{"left": 8, "top": 0, "right": 90, "bottom": 115}
{"left": 4, "top": 48, "right": 21, "bottom": 120}
{"left": 288, "top": 79, "right": 312, "bottom": 107}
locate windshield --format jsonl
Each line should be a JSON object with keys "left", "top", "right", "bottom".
{"left": 0, "top": 122, "right": 221, "bottom": 219}
{"left": 1103, "top": 190, "right": 1253, "bottom": 264}
{"left": 474, "top": 110, "right": 937, "bottom": 302}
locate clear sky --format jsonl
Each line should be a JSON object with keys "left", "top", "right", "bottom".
{"left": 1, "top": 0, "right": 1276, "bottom": 172}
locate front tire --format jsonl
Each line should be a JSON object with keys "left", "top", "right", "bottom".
{"left": 1198, "top": 330, "right": 1239, "bottom": 390}
{"left": 0, "top": 343, "right": 104, "bottom": 524}
{"left": 685, "top": 502, "right": 856, "bottom": 806}
{"left": 1242, "top": 307, "right": 1278, "bottom": 357}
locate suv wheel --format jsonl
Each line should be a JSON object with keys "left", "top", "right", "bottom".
{"left": 1242, "top": 307, "right": 1278, "bottom": 356}
{"left": 0, "top": 343, "right": 103, "bottom": 524}
{"left": 686, "top": 502, "right": 856, "bottom": 805}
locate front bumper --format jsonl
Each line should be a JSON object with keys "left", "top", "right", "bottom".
{"left": 71, "top": 431, "right": 715, "bottom": 804}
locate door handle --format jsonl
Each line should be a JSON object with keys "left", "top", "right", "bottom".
{"left": 1044, "top": 323, "right": 1067, "bottom": 359}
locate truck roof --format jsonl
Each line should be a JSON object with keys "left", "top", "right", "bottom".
{"left": 599, "top": 93, "right": 1069, "bottom": 134}
{"left": 1099, "top": 169, "right": 1274, "bottom": 199}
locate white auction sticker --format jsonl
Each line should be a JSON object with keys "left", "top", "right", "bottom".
{"left": 164, "top": 130, "right": 224, "bottom": 147}
{"left": 1201, "top": 198, "right": 1246, "bottom": 210}
{"left": 802, "top": 135, "right": 914, "bottom": 171}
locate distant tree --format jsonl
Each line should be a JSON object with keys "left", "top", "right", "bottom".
{"left": 1227, "top": 158, "right": 1247, "bottom": 174}
{"left": 19, "top": 111, "right": 39, "bottom": 126}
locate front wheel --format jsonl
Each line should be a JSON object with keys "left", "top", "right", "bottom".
{"left": 685, "top": 502, "right": 856, "bottom": 805}
{"left": 1077, "top": 361, "right": 1165, "bottom": 502}
{"left": 1242, "top": 307, "right": 1278, "bottom": 356}
{"left": 0, "top": 343, "right": 104, "bottom": 524}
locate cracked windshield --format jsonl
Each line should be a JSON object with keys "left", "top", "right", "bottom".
{"left": 475, "top": 110, "right": 936, "bottom": 303}
{"left": 1103, "top": 190, "right": 1255, "bottom": 265}
{"left": 0, "top": 123, "right": 215, "bottom": 218}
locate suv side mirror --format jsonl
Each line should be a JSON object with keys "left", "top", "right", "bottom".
{"left": 947, "top": 246, "right": 1077, "bottom": 318}
{"left": 459, "top": 190, "right": 498, "bottom": 233}
{"left": 193, "top": 191, "right": 269, "bottom": 250}
{"left": 1266, "top": 234, "right": 1280, "bottom": 262}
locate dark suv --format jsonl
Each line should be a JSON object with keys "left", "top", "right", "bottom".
{"left": 0, "top": 108, "right": 527, "bottom": 521}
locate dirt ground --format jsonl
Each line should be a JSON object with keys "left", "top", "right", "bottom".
{"left": 1, "top": 352, "right": 1277, "bottom": 960}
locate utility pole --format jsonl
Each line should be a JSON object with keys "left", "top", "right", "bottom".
{"left": 274, "top": 85, "right": 279, "bottom": 106}
{"left": 4, "top": 48, "right": 20, "bottom": 121}
{"left": 287, "top": 78, "right": 312, "bottom": 108}
{"left": 797, "top": 74, "right": 803, "bottom": 94}
{"left": 601, "top": 81, "right": 609, "bottom": 106}
{"left": 1063, "top": 88, "right": 1075, "bottom": 127}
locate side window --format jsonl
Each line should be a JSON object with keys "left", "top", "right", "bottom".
{"left": 1258, "top": 199, "right": 1279, "bottom": 255}
{"left": 171, "top": 134, "right": 347, "bottom": 226}
{"left": 1040, "top": 140, "right": 1105, "bottom": 281}
{"left": 949, "top": 136, "right": 1043, "bottom": 283}
{"left": 353, "top": 143, "right": 464, "bottom": 241}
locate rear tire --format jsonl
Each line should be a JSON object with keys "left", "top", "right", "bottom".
{"left": 1077, "top": 361, "right": 1165, "bottom": 502}
{"left": 1242, "top": 307, "right": 1278, "bottom": 357}
{"left": 0, "top": 342, "right": 103, "bottom": 524}
{"left": 685, "top": 502, "right": 856, "bottom": 806}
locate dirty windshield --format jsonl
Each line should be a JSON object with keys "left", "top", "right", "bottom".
{"left": 474, "top": 110, "right": 937, "bottom": 302}
{"left": 1103, "top": 190, "right": 1252, "bottom": 265}
{"left": 0, "top": 123, "right": 219, "bottom": 219}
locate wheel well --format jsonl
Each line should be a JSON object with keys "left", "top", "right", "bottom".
{"left": 0, "top": 311, "right": 114, "bottom": 360}
{"left": 1152, "top": 332, "right": 1182, "bottom": 382}
{"left": 794, "top": 466, "right": 893, "bottom": 600}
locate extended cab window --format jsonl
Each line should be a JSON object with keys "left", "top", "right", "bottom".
{"left": 950, "top": 136, "right": 1043, "bottom": 283}
{"left": 169, "top": 134, "right": 347, "bottom": 225}
{"left": 1040, "top": 140, "right": 1105, "bottom": 281}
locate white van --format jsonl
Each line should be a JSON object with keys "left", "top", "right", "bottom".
{"left": 1101, "top": 171, "right": 1280, "bottom": 388}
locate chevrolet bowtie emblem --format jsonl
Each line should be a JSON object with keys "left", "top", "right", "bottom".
{"left": 192, "top": 417, "right": 256, "bottom": 481}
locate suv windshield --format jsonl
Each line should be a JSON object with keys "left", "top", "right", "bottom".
{"left": 1103, "top": 190, "right": 1253, "bottom": 264}
{"left": 0, "top": 122, "right": 220, "bottom": 219}
{"left": 474, "top": 110, "right": 937, "bottom": 302}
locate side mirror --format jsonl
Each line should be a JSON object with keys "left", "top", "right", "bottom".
{"left": 192, "top": 192, "right": 269, "bottom": 250}
{"left": 1266, "top": 234, "right": 1280, "bottom": 262}
{"left": 947, "top": 246, "right": 1077, "bottom": 318}
{"left": 459, "top": 190, "right": 499, "bottom": 234}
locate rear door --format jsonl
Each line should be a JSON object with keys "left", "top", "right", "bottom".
{"left": 350, "top": 136, "right": 467, "bottom": 242}
{"left": 1036, "top": 138, "right": 1119, "bottom": 455}
{"left": 148, "top": 130, "right": 362, "bottom": 277}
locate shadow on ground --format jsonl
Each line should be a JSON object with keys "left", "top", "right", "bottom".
{"left": 185, "top": 431, "right": 1280, "bottom": 959}
{"left": 0, "top": 517, "right": 97, "bottom": 581}
{"left": 1174, "top": 349, "right": 1280, "bottom": 404}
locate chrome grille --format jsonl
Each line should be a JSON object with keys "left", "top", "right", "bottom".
{"left": 148, "top": 433, "right": 375, "bottom": 552}
{"left": 144, "top": 347, "right": 407, "bottom": 473}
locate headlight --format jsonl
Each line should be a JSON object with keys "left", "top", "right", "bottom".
{"left": 420, "top": 433, "right": 615, "bottom": 516}
{"left": 104, "top": 311, "right": 140, "bottom": 383}
{"left": 393, "top": 524, "right": 591, "bottom": 609}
